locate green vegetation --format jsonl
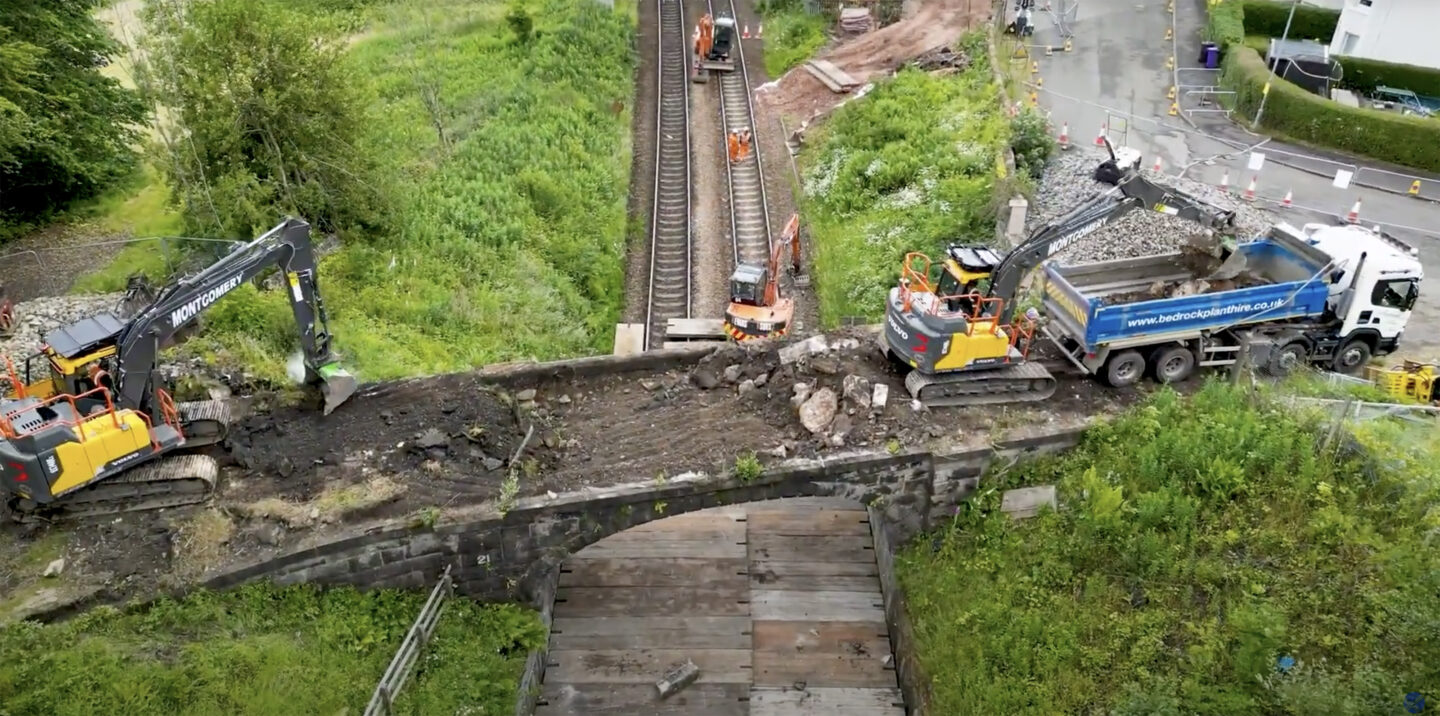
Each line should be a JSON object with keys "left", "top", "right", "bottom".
{"left": 1219, "top": 47, "right": 1440, "bottom": 172}
{"left": 1239, "top": 0, "right": 1337, "bottom": 42}
{"left": 0, "top": 582, "right": 544, "bottom": 715}
{"left": 801, "top": 32, "right": 1018, "bottom": 324}
{"left": 121, "top": 0, "right": 635, "bottom": 381}
{"left": 756, "top": 0, "right": 828, "bottom": 77}
{"left": 0, "top": 0, "right": 146, "bottom": 235}
{"left": 733, "top": 450, "right": 763, "bottom": 482}
{"left": 899, "top": 381, "right": 1440, "bottom": 714}
{"left": 1211, "top": 1, "right": 1440, "bottom": 172}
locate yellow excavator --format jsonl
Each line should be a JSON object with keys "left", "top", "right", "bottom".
{"left": 0, "top": 218, "right": 357, "bottom": 519}
{"left": 883, "top": 146, "right": 1241, "bottom": 407}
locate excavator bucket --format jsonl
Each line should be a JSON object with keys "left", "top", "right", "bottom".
{"left": 316, "top": 361, "right": 358, "bottom": 415}
{"left": 1181, "top": 232, "right": 1249, "bottom": 280}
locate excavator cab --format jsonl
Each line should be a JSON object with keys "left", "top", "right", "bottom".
{"left": 710, "top": 16, "right": 736, "bottom": 60}
{"left": 938, "top": 246, "right": 1004, "bottom": 313}
{"left": 724, "top": 214, "right": 801, "bottom": 341}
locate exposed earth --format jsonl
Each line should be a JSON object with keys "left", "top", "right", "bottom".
{"left": 1, "top": 325, "right": 1172, "bottom": 621}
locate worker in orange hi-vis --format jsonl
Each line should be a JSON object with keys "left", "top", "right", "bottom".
{"left": 727, "top": 131, "right": 740, "bottom": 163}
{"left": 738, "top": 129, "right": 752, "bottom": 161}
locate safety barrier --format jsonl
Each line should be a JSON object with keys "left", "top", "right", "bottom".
{"left": 363, "top": 565, "right": 455, "bottom": 716}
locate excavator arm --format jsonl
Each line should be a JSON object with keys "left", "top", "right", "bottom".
{"left": 984, "top": 166, "right": 1238, "bottom": 306}
{"left": 114, "top": 217, "right": 357, "bottom": 415}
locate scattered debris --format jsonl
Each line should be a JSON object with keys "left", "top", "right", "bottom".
{"left": 838, "top": 7, "right": 873, "bottom": 35}
{"left": 910, "top": 45, "right": 971, "bottom": 73}
{"left": 42, "top": 558, "right": 65, "bottom": 578}
{"left": 656, "top": 659, "right": 701, "bottom": 698}
{"left": 799, "top": 388, "right": 839, "bottom": 434}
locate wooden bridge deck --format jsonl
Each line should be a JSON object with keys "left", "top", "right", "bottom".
{"left": 535, "top": 498, "right": 905, "bottom": 715}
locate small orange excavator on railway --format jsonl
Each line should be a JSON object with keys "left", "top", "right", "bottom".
{"left": 692, "top": 12, "right": 737, "bottom": 83}
{"left": 0, "top": 283, "right": 14, "bottom": 339}
{"left": 724, "top": 213, "right": 803, "bottom": 341}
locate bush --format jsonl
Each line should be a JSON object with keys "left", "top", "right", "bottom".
{"left": 1219, "top": 47, "right": 1440, "bottom": 172}
{"left": 1240, "top": 0, "right": 1338, "bottom": 41}
{"left": 898, "top": 382, "right": 1440, "bottom": 715}
{"left": 1336, "top": 55, "right": 1440, "bottom": 98}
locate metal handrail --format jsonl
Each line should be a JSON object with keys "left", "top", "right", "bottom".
{"left": 363, "top": 565, "right": 455, "bottom": 715}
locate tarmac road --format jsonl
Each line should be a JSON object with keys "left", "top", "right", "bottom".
{"left": 1024, "top": 0, "right": 1440, "bottom": 362}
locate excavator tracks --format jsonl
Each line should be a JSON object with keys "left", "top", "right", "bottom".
{"left": 18, "top": 454, "right": 219, "bottom": 522}
{"left": 177, "top": 399, "right": 232, "bottom": 448}
{"left": 904, "top": 361, "right": 1058, "bottom": 408}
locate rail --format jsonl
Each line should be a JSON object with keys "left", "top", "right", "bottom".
{"left": 710, "top": 0, "right": 774, "bottom": 270}
{"left": 642, "top": 0, "right": 694, "bottom": 351}
{"left": 363, "top": 565, "right": 455, "bottom": 716}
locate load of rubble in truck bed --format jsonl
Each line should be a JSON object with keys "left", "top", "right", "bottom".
{"left": 1093, "top": 250, "right": 1275, "bottom": 306}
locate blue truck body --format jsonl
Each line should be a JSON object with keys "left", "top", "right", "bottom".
{"left": 1042, "top": 238, "right": 1332, "bottom": 353}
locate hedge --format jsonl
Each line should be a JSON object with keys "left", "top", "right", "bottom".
{"left": 1219, "top": 47, "right": 1440, "bottom": 172}
{"left": 1205, "top": 0, "right": 1244, "bottom": 49}
{"left": 1240, "top": 0, "right": 1338, "bottom": 42}
{"left": 1336, "top": 55, "right": 1440, "bottom": 99}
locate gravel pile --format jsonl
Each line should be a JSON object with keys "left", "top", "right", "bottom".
{"left": 1027, "top": 151, "right": 1277, "bottom": 265}
{"left": 1, "top": 293, "right": 125, "bottom": 360}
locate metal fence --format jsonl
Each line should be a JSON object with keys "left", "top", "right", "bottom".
{"left": 364, "top": 565, "right": 456, "bottom": 716}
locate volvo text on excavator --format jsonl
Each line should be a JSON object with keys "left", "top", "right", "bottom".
{"left": 725, "top": 213, "right": 802, "bottom": 341}
{"left": 0, "top": 217, "right": 357, "bottom": 519}
{"left": 883, "top": 148, "right": 1241, "bottom": 407}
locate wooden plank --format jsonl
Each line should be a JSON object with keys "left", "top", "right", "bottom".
{"left": 748, "top": 534, "right": 874, "bottom": 563}
{"left": 537, "top": 683, "right": 748, "bottom": 716}
{"left": 666, "top": 318, "right": 727, "bottom": 338}
{"left": 803, "top": 62, "right": 845, "bottom": 93}
{"left": 751, "top": 561, "right": 879, "bottom": 592}
{"left": 550, "top": 616, "right": 751, "bottom": 650}
{"left": 750, "top": 590, "right": 885, "bottom": 622}
{"left": 746, "top": 510, "right": 871, "bottom": 536}
{"left": 575, "top": 538, "right": 746, "bottom": 560}
{"left": 749, "top": 687, "right": 907, "bottom": 715}
{"left": 752, "top": 621, "right": 890, "bottom": 653}
{"left": 612, "top": 324, "right": 645, "bottom": 356}
{"left": 752, "top": 651, "right": 898, "bottom": 688}
{"left": 597, "top": 529, "right": 745, "bottom": 544}
{"left": 808, "top": 59, "right": 860, "bottom": 88}
{"left": 625, "top": 507, "right": 746, "bottom": 529}
{"left": 561, "top": 558, "right": 748, "bottom": 588}
{"left": 544, "top": 648, "right": 752, "bottom": 684}
{"left": 554, "top": 586, "right": 750, "bottom": 617}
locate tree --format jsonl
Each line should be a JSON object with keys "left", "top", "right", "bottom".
{"left": 0, "top": 0, "right": 145, "bottom": 226}
{"left": 139, "top": 0, "right": 384, "bottom": 238}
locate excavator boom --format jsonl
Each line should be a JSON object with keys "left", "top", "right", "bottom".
{"left": 1, "top": 217, "right": 354, "bottom": 519}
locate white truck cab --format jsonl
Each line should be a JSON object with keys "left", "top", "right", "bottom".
{"left": 1294, "top": 221, "right": 1423, "bottom": 366}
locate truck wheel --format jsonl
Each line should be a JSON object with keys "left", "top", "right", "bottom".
{"left": 1264, "top": 341, "right": 1308, "bottom": 377}
{"left": 1103, "top": 350, "right": 1146, "bottom": 388}
{"left": 1151, "top": 346, "right": 1196, "bottom": 384}
{"left": 1331, "top": 339, "right": 1372, "bottom": 375}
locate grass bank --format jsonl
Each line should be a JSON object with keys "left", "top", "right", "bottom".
{"left": 76, "top": 0, "right": 635, "bottom": 383}
{"left": 799, "top": 32, "right": 1012, "bottom": 324}
{"left": 898, "top": 381, "right": 1440, "bottom": 714}
{"left": 756, "top": 0, "right": 828, "bottom": 77}
{"left": 198, "top": 0, "right": 634, "bottom": 381}
{"left": 0, "top": 582, "right": 544, "bottom": 715}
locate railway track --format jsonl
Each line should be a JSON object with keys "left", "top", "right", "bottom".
{"left": 643, "top": 0, "right": 693, "bottom": 350}
{"left": 710, "top": 0, "right": 773, "bottom": 269}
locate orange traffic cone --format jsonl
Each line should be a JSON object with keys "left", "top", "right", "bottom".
{"left": 1219, "top": 170, "right": 1230, "bottom": 192}
{"left": 1152, "top": 156, "right": 1163, "bottom": 173}
{"left": 1058, "top": 122, "right": 1070, "bottom": 150}
{"left": 742, "top": 25, "right": 750, "bottom": 39}
{"left": 1094, "top": 125, "right": 1107, "bottom": 147}
{"left": 1280, "top": 189, "right": 1293, "bottom": 209}
{"left": 1346, "top": 198, "right": 1362, "bottom": 223}
{"left": 1243, "top": 176, "right": 1257, "bottom": 202}
{"left": 756, "top": 24, "right": 763, "bottom": 39}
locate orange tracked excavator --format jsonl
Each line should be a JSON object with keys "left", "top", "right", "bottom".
{"left": 724, "top": 213, "right": 802, "bottom": 341}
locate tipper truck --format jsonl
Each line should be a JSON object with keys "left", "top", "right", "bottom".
{"left": 1042, "top": 220, "right": 1424, "bottom": 386}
